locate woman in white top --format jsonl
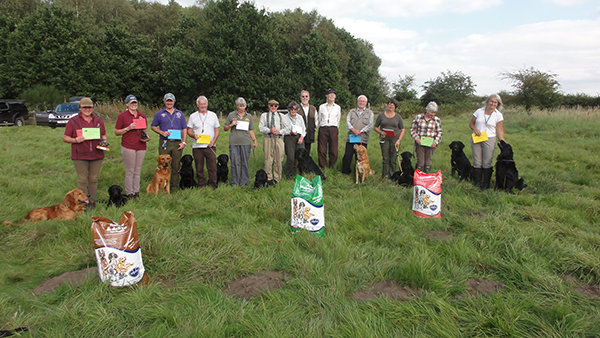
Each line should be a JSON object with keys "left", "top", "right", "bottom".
{"left": 469, "top": 93, "right": 504, "bottom": 190}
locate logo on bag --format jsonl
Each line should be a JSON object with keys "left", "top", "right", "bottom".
{"left": 129, "top": 267, "right": 140, "bottom": 277}
{"left": 430, "top": 205, "right": 438, "bottom": 211}
{"left": 310, "top": 219, "right": 319, "bottom": 225}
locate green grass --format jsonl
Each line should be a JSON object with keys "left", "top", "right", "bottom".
{"left": 1, "top": 106, "right": 600, "bottom": 337}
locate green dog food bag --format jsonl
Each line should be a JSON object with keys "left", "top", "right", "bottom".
{"left": 291, "top": 175, "right": 324, "bottom": 238}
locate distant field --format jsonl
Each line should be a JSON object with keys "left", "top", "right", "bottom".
{"left": 1, "top": 106, "right": 599, "bottom": 337}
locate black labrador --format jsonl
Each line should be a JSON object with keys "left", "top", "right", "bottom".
{"left": 254, "top": 169, "right": 268, "bottom": 189}
{"left": 495, "top": 140, "right": 527, "bottom": 192}
{"left": 107, "top": 185, "right": 127, "bottom": 207}
{"left": 449, "top": 140, "right": 472, "bottom": 181}
{"left": 216, "top": 154, "right": 229, "bottom": 184}
{"left": 390, "top": 151, "right": 414, "bottom": 187}
{"left": 295, "top": 148, "right": 326, "bottom": 181}
{"left": 179, "top": 154, "right": 197, "bottom": 189}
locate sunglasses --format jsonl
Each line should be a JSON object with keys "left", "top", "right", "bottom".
{"left": 269, "top": 104, "right": 278, "bottom": 107}
{"left": 301, "top": 95, "right": 309, "bottom": 98}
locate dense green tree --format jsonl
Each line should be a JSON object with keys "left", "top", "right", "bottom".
{"left": 0, "top": 5, "right": 101, "bottom": 98}
{"left": 0, "top": 0, "right": 388, "bottom": 109}
{"left": 20, "top": 84, "right": 69, "bottom": 110}
{"left": 500, "top": 66, "right": 561, "bottom": 112}
{"left": 420, "top": 70, "right": 476, "bottom": 106}
{"left": 392, "top": 74, "right": 418, "bottom": 102}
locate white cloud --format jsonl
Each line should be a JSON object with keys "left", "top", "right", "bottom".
{"left": 345, "top": 17, "right": 600, "bottom": 95}
{"left": 254, "top": 0, "right": 502, "bottom": 18}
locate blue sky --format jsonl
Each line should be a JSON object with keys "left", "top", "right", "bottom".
{"left": 159, "top": 0, "right": 600, "bottom": 96}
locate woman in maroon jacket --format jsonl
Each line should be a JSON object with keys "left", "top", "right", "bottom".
{"left": 63, "top": 98, "right": 107, "bottom": 209}
{"left": 115, "top": 95, "right": 151, "bottom": 198}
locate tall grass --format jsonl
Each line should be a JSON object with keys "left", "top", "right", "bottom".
{"left": 1, "top": 106, "right": 599, "bottom": 337}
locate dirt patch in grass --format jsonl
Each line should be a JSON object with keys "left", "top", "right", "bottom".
{"left": 457, "top": 278, "right": 503, "bottom": 298}
{"left": 574, "top": 283, "right": 600, "bottom": 298}
{"left": 225, "top": 270, "right": 285, "bottom": 300}
{"left": 562, "top": 274, "right": 599, "bottom": 298}
{"left": 33, "top": 267, "right": 98, "bottom": 294}
{"left": 350, "top": 280, "right": 421, "bottom": 301}
{"left": 426, "top": 230, "right": 451, "bottom": 241}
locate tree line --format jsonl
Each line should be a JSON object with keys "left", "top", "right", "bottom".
{"left": 1, "top": 0, "right": 597, "bottom": 115}
{"left": 0, "top": 0, "right": 386, "bottom": 113}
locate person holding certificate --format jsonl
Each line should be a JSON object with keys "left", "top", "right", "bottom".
{"left": 63, "top": 98, "right": 107, "bottom": 209}
{"left": 469, "top": 93, "right": 505, "bottom": 190}
{"left": 282, "top": 101, "right": 306, "bottom": 180}
{"left": 187, "top": 95, "right": 220, "bottom": 189}
{"left": 150, "top": 93, "right": 187, "bottom": 191}
{"left": 410, "top": 101, "right": 443, "bottom": 173}
{"left": 115, "top": 95, "right": 150, "bottom": 199}
{"left": 224, "top": 97, "right": 258, "bottom": 187}
{"left": 373, "top": 98, "right": 405, "bottom": 179}
{"left": 342, "top": 95, "right": 374, "bottom": 175}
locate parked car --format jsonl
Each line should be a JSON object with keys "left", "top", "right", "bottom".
{"left": 36, "top": 97, "right": 89, "bottom": 128}
{"left": 0, "top": 100, "right": 29, "bottom": 126}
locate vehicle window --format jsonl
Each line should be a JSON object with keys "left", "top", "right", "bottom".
{"left": 13, "top": 103, "right": 27, "bottom": 110}
{"left": 0, "top": 103, "right": 7, "bottom": 110}
{"left": 56, "top": 104, "right": 78, "bottom": 112}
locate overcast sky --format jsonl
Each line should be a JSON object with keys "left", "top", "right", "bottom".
{"left": 159, "top": 0, "right": 600, "bottom": 96}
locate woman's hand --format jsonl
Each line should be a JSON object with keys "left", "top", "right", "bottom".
{"left": 472, "top": 129, "right": 481, "bottom": 137}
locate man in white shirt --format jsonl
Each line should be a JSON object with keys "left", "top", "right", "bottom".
{"left": 317, "top": 88, "right": 341, "bottom": 169}
{"left": 342, "top": 95, "right": 374, "bottom": 174}
{"left": 298, "top": 90, "right": 317, "bottom": 155}
{"left": 187, "top": 96, "right": 220, "bottom": 189}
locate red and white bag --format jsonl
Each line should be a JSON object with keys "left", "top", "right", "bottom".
{"left": 412, "top": 169, "right": 442, "bottom": 218}
{"left": 91, "top": 211, "right": 148, "bottom": 287}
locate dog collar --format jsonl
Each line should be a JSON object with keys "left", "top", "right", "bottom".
{"left": 358, "top": 158, "right": 368, "bottom": 162}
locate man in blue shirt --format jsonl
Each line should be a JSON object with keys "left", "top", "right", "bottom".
{"left": 151, "top": 93, "right": 188, "bottom": 190}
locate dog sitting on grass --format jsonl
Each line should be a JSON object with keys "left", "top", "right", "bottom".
{"left": 495, "top": 140, "right": 527, "bottom": 192}
{"left": 217, "top": 154, "right": 229, "bottom": 185}
{"left": 449, "top": 140, "right": 472, "bottom": 181}
{"left": 390, "top": 151, "right": 414, "bottom": 187}
{"left": 354, "top": 144, "right": 374, "bottom": 184}
{"left": 179, "top": 154, "right": 196, "bottom": 189}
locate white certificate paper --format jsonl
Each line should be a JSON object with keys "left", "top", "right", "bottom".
{"left": 236, "top": 121, "right": 249, "bottom": 131}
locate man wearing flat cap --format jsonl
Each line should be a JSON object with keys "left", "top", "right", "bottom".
{"left": 259, "top": 100, "right": 289, "bottom": 185}
{"left": 317, "top": 88, "right": 341, "bottom": 169}
{"left": 151, "top": 93, "right": 187, "bottom": 190}
{"left": 283, "top": 101, "right": 306, "bottom": 179}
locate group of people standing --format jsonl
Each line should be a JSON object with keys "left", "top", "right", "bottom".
{"left": 62, "top": 90, "right": 506, "bottom": 208}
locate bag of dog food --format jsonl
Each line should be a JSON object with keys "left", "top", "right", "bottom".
{"left": 91, "top": 211, "right": 148, "bottom": 287}
{"left": 291, "top": 175, "right": 325, "bottom": 238}
{"left": 412, "top": 169, "right": 442, "bottom": 218}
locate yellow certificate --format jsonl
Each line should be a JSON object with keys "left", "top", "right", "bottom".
{"left": 196, "top": 134, "right": 211, "bottom": 144}
{"left": 471, "top": 131, "right": 488, "bottom": 143}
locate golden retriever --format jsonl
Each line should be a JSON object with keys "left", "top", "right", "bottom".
{"left": 4, "top": 189, "right": 88, "bottom": 225}
{"left": 146, "top": 154, "right": 172, "bottom": 195}
{"left": 354, "top": 144, "right": 375, "bottom": 184}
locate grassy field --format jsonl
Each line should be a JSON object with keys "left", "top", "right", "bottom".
{"left": 1, "top": 106, "right": 600, "bottom": 337}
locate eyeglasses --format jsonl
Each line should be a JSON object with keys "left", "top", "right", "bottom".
{"left": 289, "top": 108, "right": 297, "bottom": 111}
{"left": 301, "top": 95, "right": 309, "bottom": 98}
{"left": 269, "top": 104, "right": 278, "bottom": 107}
